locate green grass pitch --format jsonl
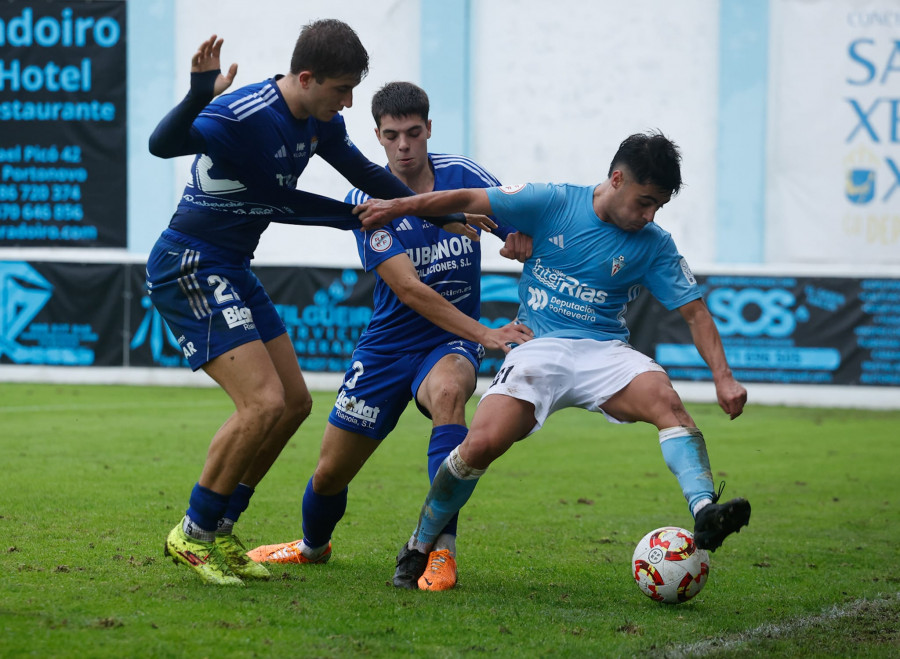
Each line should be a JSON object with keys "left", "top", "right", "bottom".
{"left": 1, "top": 382, "right": 897, "bottom": 657}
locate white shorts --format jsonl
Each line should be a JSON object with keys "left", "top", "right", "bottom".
{"left": 481, "top": 337, "right": 666, "bottom": 435}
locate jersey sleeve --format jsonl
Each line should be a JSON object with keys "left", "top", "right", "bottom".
{"left": 316, "top": 119, "right": 466, "bottom": 227}
{"left": 148, "top": 71, "right": 218, "bottom": 157}
{"left": 353, "top": 226, "right": 407, "bottom": 272}
{"left": 642, "top": 235, "right": 704, "bottom": 310}
{"left": 485, "top": 183, "right": 557, "bottom": 237}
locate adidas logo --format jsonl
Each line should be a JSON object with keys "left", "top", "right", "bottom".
{"left": 549, "top": 234, "right": 564, "bottom": 249}
{"left": 396, "top": 218, "right": 414, "bottom": 231}
{"left": 274, "top": 145, "right": 287, "bottom": 158}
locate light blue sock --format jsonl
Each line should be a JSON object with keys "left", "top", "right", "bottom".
{"left": 410, "top": 447, "right": 484, "bottom": 553}
{"left": 658, "top": 427, "right": 715, "bottom": 517}
{"left": 427, "top": 424, "right": 467, "bottom": 538}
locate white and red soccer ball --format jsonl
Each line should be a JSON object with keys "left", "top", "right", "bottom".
{"left": 632, "top": 526, "right": 709, "bottom": 604}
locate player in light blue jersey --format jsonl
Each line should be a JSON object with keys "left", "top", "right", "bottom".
{"left": 246, "top": 82, "right": 533, "bottom": 590}
{"left": 146, "top": 23, "right": 478, "bottom": 586}
{"left": 358, "top": 131, "right": 752, "bottom": 589}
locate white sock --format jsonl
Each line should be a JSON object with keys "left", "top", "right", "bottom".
{"left": 692, "top": 497, "right": 714, "bottom": 518}
{"left": 434, "top": 533, "right": 457, "bottom": 557}
{"left": 299, "top": 539, "right": 328, "bottom": 559}
{"left": 216, "top": 518, "right": 235, "bottom": 535}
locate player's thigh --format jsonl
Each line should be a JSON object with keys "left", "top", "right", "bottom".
{"left": 599, "top": 371, "right": 694, "bottom": 427}
{"left": 264, "top": 333, "right": 312, "bottom": 414}
{"left": 416, "top": 352, "right": 478, "bottom": 422}
{"left": 312, "top": 422, "right": 381, "bottom": 494}
{"left": 203, "top": 340, "right": 283, "bottom": 411}
{"left": 460, "top": 394, "right": 537, "bottom": 469}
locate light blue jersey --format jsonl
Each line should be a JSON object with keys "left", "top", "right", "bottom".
{"left": 486, "top": 183, "right": 701, "bottom": 342}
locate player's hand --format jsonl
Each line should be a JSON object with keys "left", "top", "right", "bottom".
{"left": 499, "top": 231, "right": 533, "bottom": 262}
{"left": 192, "top": 35, "right": 238, "bottom": 96}
{"left": 464, "top": 214, "right": 496, "bottom": 233}
{"left": 480, "top": 321, "right": 534, "bottom": 354}
{"left": 715, "top": 376, "right": 747, "bottom": 420}
{"left": 441, "top": 219, "right": 480, "bottom": 242}
{"left": 355, "top": 198, "right": 403, "bottom": 230}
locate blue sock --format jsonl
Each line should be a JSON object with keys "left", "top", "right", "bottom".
{"left": 427, "top": 424, "right": 467, "bottom": 537}
{"left": 412, "top": 449, "right": 482, "bottom": 551}
{"left": 301, "top": 477, "right": 347, "bottom": 549}
{"left": 185, "top": 483, "right": 229, "bottom": 534}
{"left": 218, "top": 482, "right": 254, "bottom": 533}
{"left": 658, "top": 427, "right": 715, "bottom": 516}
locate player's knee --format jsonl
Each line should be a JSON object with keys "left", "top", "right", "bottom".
{"left": 430, "top": 378, "right": 471, "bottom": 410}
{"left": 652, "top": 387, "right": 692, "bottom": 427}
{"left": 250, "top": 384, "right": 287, "bottom": 427}
{"left": 284, "top": 391, "right": 313, "bottom": 428}
{"left": 311, "top": 464, "right": 348, "bottom": 496}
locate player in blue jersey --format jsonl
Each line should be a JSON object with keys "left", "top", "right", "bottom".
{"left": 146, "top": 23, "right": 480, "bottom": 586}
{"left": 246, "top": 82, "right": 533, "bottom": 590}
{"left": 357, "top": 131, "right": 752, "bottom": 589}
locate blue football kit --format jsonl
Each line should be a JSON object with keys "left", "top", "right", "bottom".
{"left": 145, "top": 73, "right": 460, "bottom": 370}
{"left": 326, "top": 154, "right": 511, "bottom": 440}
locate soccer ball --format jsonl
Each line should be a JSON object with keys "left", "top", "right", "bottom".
{"left": 632, "top": 526, "right": 709, "bottom": 604}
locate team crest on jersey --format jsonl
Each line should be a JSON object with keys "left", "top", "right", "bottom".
{"left": 369, "top": 230, "right": 393, "bottom": 252}
{"left": 611, "top": 254, "right": 626, "bottom": 276}
{"left": 499, "top": 183, "right": 526, "bottom": 194}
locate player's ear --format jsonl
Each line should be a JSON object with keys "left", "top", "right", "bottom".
{"left": 610, "top": 169, "right": 625, "bottom": 189}
{"left": 426, "top": 119, "right": 432, "bottom": 139}
{"left": 297, "top": 70, "right": 314, "bottom": 88}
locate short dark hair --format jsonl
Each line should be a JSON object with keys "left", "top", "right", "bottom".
{"left": 371, "top": 81, "right": 430, "bottom": 127}
{"left": 290, "top": 19, "right": 369, "bottom": 82}
{"left": 608, "top": 131, "right": 683, "bottom": 194}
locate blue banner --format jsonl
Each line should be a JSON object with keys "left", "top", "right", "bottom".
{"left": 0, "top": 1, "right": 127, "bottom": 247}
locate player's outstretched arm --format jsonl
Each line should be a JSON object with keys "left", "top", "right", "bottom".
{"left": 678, "top": 298, "right": 747, "bottom": 419}
{"left": 148, "top": 35, "right": 238, "bottom": 158}
{"left": 355, "top": 189, "right": 492, "bottom": 229}
{"left": 377, "top": 255, "right": 533, "bottom": 353}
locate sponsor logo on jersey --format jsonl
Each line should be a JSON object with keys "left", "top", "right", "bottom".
{"left": 369, "top": 230, "right": 393, "bottom": 252}
{"left": 499, "top": 183, "right": 526, "bottom": 195}
{"left": 679, "top": 258, "right": 697, "bottom": 286}
{"left": 395, "top": 218, "right": 414, "bottom": 231}
{"left": 334, "top": 389, "right": 381, "bottom": 424}
{"left": 531, "top": 258, "right": 608, "bottom": 304}
{"left": 526, "top": 286, "right": 549, "bottom": 310}
{"left": 406, "top": 236, "right": 474, "bottom": 267}
{"left": 611, "top": 254, "right": 625, "bottom": 276}
{"left": 222, "top": 305, "right": 255, "bottom": 330}
{"left": 294, "top": 142, "right": 307, "bottom": 157}
{"left": 549, "top": 234, "right": 565, "bottom": 249}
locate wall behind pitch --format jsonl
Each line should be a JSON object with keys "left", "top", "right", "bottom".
{"left": 127, "top": 0, "right": 900, "bottom": 272}
{"left": 766, "top": 2, "right": 900, "bottom": 266}
{"left": 470, "top": 1, "right": 720, "bottom": 270}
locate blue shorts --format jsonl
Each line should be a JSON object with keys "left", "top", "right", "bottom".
{"left": 328, "top": 339, "right": 484, "bottom": 440}
{"left": 145, "top": 229, "right": 286, "bottom": 370}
